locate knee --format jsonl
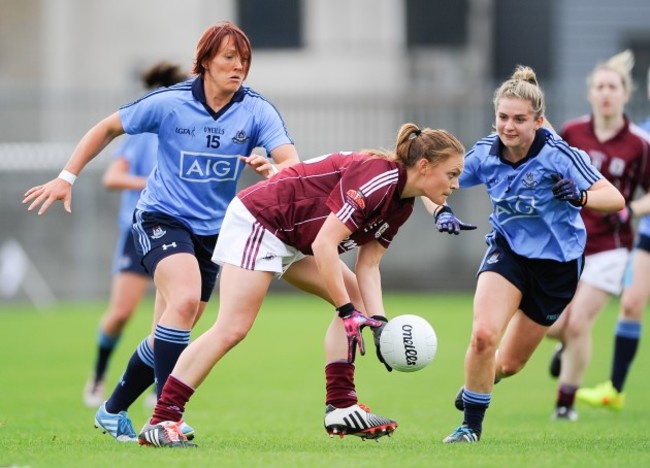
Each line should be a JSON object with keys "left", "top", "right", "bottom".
{"left": 214, "top": 324, "right": 250, "bottom": 351}
{"left": 167, "top": 292, "right": 201, "bottom": 321}
{"left": 620, "top": 296, "right": 644, "bottom": 321}
{"left": 564, "top": 319, "right": 586, "bottom": 342}
{"left": 470, "top": 327, "right": 499, "bottom": 355}
{"left": 497, "top": 356, "right": 526, "bottom": 378}
{"left": 101, "top": 309, "right": 132, "bottom": 334}
{"left": 111, "top": 306, "right": 136, "bottom": 326}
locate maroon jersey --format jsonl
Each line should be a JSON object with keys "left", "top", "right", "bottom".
{"left": 561, "top": 115, "right": 650, "bottom": 254}
{"left": 238, "top": 152, "right": 414, "bottom": 255}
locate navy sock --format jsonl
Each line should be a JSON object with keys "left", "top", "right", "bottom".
{"left": 93, "top": 330, "right": 120, "bottom": 383}
{"left": 105, "top": 338, "right": 154, "bottom": 414}
{"left": 611, "top": 320, "right": 641, "bottom": 393}
{"left": 153, "top": 324, "right": 191, "bottom": 398}
{"left": 462, "top": 389, "right": 491, "bottom": 435}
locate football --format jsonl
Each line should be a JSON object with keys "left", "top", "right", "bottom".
{"left": 379, "top": 314, "right": 437, "bottom": 372}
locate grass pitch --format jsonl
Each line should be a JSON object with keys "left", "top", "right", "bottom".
{"left": 1, "top": 292, "right": 649, "bottom": 467}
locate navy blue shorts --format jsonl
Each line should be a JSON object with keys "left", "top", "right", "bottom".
{"left": 132, "top": 210, "right": 219, "bottom": 302}
{"left": 113, "top": 226, "right": 147, "bottom": 275}
{"left": 477, "top": 233, "right": 584, "bottom": 326}
{"left": 636, "top": 234, "right": 650, "bottom": 253}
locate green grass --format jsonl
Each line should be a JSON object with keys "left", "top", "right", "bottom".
{"left": 1, "top": 292, "right": 649, "bottom": 467}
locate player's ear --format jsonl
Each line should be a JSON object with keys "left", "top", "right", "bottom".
{"left": 417, "top": 157, "right": 430, "bottom": 175}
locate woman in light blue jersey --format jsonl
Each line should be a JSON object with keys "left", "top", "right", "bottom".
{"left": 431, "top": 66, "right": 624, "bottom": 443}
{"left": 82, "top": 62, "right": 189, "bottom": 409}
{"left": 24, "top": 21, "right": 300, "bottom": 442}
{"left": 576, "top": 67, "right": 650, "bottom": 410}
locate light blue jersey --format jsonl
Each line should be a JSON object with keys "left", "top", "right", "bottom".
{"left": 638, "top": 117, "right": 650, "bottom": 237}
{"left": 113, "top": 133, "right": 158, "bottom": 230}
{"left": 460, "top": 129, "right": 603, "bottom": 261}
{"left": 120, "top": 77, "right": 293, "bottom": 235}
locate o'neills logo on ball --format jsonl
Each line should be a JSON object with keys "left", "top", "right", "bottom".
{"left": 401, "top": 324, "right": 418, "bottom": 366}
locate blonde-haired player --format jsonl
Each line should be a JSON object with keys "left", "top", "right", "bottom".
{"left": 546, "top": 51, "right": 650, "bottom": 420}
{"left": 575, "top": 66, "right": 650, "bottom": 410}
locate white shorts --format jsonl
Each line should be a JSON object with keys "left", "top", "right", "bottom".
{"left": 580, "top": 248, "right": 630, "bottom": 295}
{"left": 212, "top": 197, "right": 306, "bottom": 277}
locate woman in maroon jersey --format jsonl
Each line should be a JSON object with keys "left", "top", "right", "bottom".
{"left": 136, "top": 122, "right": 467, "bottom": 447}
{"left": 546, "top": 50, "right": 650, "bottom": 421}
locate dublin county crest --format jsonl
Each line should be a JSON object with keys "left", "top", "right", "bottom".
{"left": 151, "top": 226, "right": 166, "bottom": 239}
{"left": 232, "top": 130, "right": 250, "bottom": 144}
{"left": 522, "top": 172, "right": 539, "bottom": 189}
{"left": 486, "top": 251, "right": 500, "bottom": 264}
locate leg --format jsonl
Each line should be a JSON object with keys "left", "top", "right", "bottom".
{"left": 168, "top": 263, "right": 272, "bottom": 388}
{"left": 151, "top": 253, "right": 203, "bottom": 397}
{"left": 145, "top": 263, "right": 272, "bottom": 434}
{"left": 495, "top": 311, "right": 548, "bottom": 380}
{"left": 444, "top": 272, "right": 521, "bottom": 443}
{"left": 558, "top": 283, "right": 610, "bottom": 387}
{"left": 284, "top": 257, "right": 364, "bottom": 363}
{"left": 577, "top": 250, "right": 650, "bottom": 409}
{"left": 85, "top": 272, "right": 149, "bottom": 407}
{"left": 552, "top": 282, "right": 610, "bottom": 418}
{"left": 465, "top": 272, "right": 521, "bottom": 394}
{"left": 544, "top": 303, "right": 570, "bottom": 379}
{"left": 101, "top": 272, "right": 150, "bottom": 337}
{"left": 610, "top": 250, "right": 649, "bottom": 391}
{"left": 283, "top": 258, "right": 396, "bottom": 439}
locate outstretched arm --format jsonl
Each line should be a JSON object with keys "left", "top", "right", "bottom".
{"left": 23, "top": 112, "right": 125, "bottom": 214}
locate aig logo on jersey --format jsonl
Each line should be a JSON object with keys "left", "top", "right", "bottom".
{"left": 180, "top": 151, "right": 242, "bottom": 182}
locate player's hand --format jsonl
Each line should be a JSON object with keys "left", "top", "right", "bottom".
{"left": 604, "top": 204, "right": 634, "bottom": 226}
{"left": 337, "top": 303, "right": 384, "bottom": 363}
{"left": 551, "top": 174, "right": 586, "bottom": 207}
{"left": 433, "top": 205, "right": 477, "bottom": 235}
{"left": 241, "top": 154, "right": 278, "bottom": 179}
{"left": 370, "top": 315, "right": 392, "bottom": 372}
{"left": 616, "top": 205, "right": 634, "bottom": 223}
{"left": 22, "top": 178, "right": 73, "bottom": 215}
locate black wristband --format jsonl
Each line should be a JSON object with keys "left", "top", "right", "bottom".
{"left": 569, "top": 190, "right": 587, "bottom": 208}
{"left": 434, "top": 205, "right": 452, "bottom": 221}
{"left": 337, "top": 303, "right": 355, "bottom": 318}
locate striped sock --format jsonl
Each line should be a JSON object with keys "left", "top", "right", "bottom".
{"left": 611, "top": 320, "right": 641, "bottom": 392}
{"left": 105, "top": 337, "right": 154, "bottom": 413}
{"left": 94, "top": 329, "right": 120, "bottom": 382}
{"left": 462, "top": 389, "right": 491, "bottom": 435}
{"left": 153, "top": 324, "right": 191, "bottom": 398}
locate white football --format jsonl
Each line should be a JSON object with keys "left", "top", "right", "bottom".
{"left": 379, "top": 314, "right": 437, "bottom": 372}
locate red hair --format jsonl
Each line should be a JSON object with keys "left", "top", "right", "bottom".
{"left": 192, "top": 21, "right": 252, "bottom": 78}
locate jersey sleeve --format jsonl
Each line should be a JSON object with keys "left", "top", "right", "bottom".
{"left": 637, "top": 133, "right": 650, "bottom": 192}
{"left": 251, "top": 99, "right": 294, "bottom": 154}
{"left": 459, "top": 147, "right": 482, "bottom": 188}
{"left": 118, "top": 89, "right": 169, "bottom": 135}
{"left": 557, "top": 143, "right": 603, "bottom": 190}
